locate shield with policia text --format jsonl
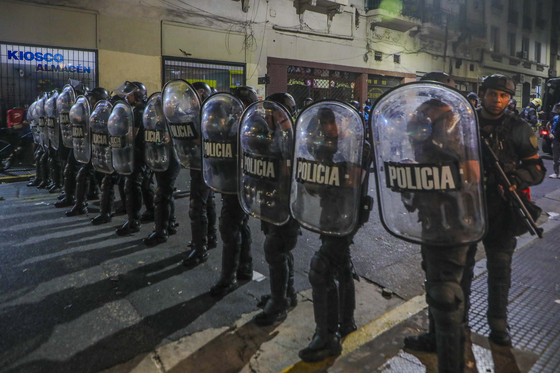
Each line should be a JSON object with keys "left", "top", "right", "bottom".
{"left": 36, "top": 94, "right": 49, "bottom": 150}
{"left": 28, "top": 102, "right": 40, "bottom": 145}
{"left": 161, "top": 79, "right": 202, "bottom": 170}
{"left": 45, "top": 90, "right": 60, "bottom": 150}
{"left": 90, "top": 100, "right": 114, "bottom": 174}
{"left": 107, "top": 101, "right": 135, "bottom": 175}
{"left": 70, "top": 96, "right": 92, "bottom": 164}
{"left": 57, "top": 84, "right": 77, "bottom": 149}
{"left": 290, "top": 100, "right": 365, "bottom": 236}
{"left": 201, "top": 93, "right": 244, "bottom": 194}
{"left": 239, "top": 100, "right": 294, "bottom": 225}
{"left": 370, "top": 81, "right": 487, "bottom": 246}
{"left": 143, "top": 92, "right": 177, "bottom": 172}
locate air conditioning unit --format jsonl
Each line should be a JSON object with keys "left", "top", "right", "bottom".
{"left": 519, "top": 74, "right": 525, "bottom": 83}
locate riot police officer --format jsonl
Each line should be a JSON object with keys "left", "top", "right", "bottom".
{"left": 467, "top": 92, "right": 479, "bottom": 108}
{"left": 142, "top": 92, "right": 181, "bottom": 246}
{"left": 181, "top": 81, "right": 218, "bottom": 266}
{"left": 475, "top": 75, "right": 545, "bottom": 345}
{"left": 65, "top": 88, "right": 110, "bottom": 216}
{"left": 113, "top": 81, "right": 150, "bottom": 236}
{"left": 293, "top": 102, "right": 372, "bottom": 362}
{"left": 240, "top": 93, "right": 300, "bottom": 326}
{"left": 54, "top": 81, "right": 86, "bottom": 207}
{"left": 207, "top": 86, "right": 257, "bottom": 296}
{"left": 520, "top": 97, "right": 542, "bottom": 128}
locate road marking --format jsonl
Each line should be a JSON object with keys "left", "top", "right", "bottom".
{"left": 278, "top": 294, "right": 428, "bottom": 373}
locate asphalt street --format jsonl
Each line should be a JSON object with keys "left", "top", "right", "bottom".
{"left": 0, "top": 150, "right": 558, "bottom": 373}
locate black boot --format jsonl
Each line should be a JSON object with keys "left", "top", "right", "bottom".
{"left": 488, "top": 318, "right": 512, "bottom": 346}
{"left": 48, "top": 155, "right": 62, "bottom": 193}
{"left": 28, "top": 178, "right": 41, "bottom": 187}
{"left": 432, "top": 305, "right": 466, "bottom": 373}
{"left": 55, "top": 197, "right": 75, "bottom": 208}
{"left": 65, "top": 202, "right": 88, "bottom": 216}
{"left": 144, "top": 197, "right": 169, "bottom": 247}
{"left": 254, "top": 260, "right": 289, "bottom": 326}
{"left": 116, "top": 220, "right": 141, "bottom": 236}
{"left": 29, "top": 150, "right": 43, "bottom": 186}
{"left": 210, "top": 234, "right": 241, "bottom": 296}
{"left": 37, "top": 152, "right": 50, "bottom": 189}
{"left": 140, "top": 209, "right": 155, "bottom": 222}
{"left": 182, "top": 246, "right": 209, "bottom": 267}
{"left": 338, "top": 265, "right": 357, "bottom": 338}
{"left": 92, "top": 175, "right": 114, "bottom": 225}
{"left": 207, "top": 232, "right": 218, "bottom": 250}
{"left": 404, "top": 312, "right": 437, "bottom": 352}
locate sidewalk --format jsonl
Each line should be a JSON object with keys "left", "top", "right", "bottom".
{"left": 317, "top": 190, "right": 560, "bottom": 373}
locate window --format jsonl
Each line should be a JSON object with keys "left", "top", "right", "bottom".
{"left": 535, "top": 42, "right": 542, "bottom": 63}
{"left": 491, "top": 27, "right": 500, "bottom": 53}
{"left": 470, "top": 64, "right": 475, "bottom": 71}
{"left": 508, "top": 32, "right": 516, "bottom": 56}
{"left": 374, "top": 51, "right": 382, "bottom": 61}
{"left": 522, "top": 37, "right": 530, "bottom": 58}
{"left": 393, "top": 54, "right": 400, "bottom": 64}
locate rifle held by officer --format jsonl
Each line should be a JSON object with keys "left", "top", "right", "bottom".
{"left": 482, "top": 139, "right": 543, "bottom": 238}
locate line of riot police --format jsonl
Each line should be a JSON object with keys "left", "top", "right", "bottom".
{"left": 22, "top": 72, "right": 544, "bottom": 372}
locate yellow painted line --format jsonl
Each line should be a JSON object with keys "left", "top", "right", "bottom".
{"left": 278, "top": 294, "right": 428, "bottom": 373}
{"left": 0, "top": 174, "right": 34, "bottom": 181}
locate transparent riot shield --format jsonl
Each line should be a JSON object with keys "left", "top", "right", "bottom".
{"left": 200, "top": 93, "right": 244, "bottom": 194}
{"left": 161, "top": 79, "right": 202, "bottom": 170}
{"left": 45, "top": 91, "right": 59, "bottom": 150}
{"left": 28, "top": 102, "right": 40, "bottom": 145}
{"left": 57, "top": 84, "right": 76, "bottom": 149}
{"left": 70, "top": 96, "right": 92, "bottom": 164}
{"left": 370, "top": 81, "right": 487, "bottom": 246}
{"left": 239, "top": 101, "right": 294, "bottom": 225}
{"left": 108, "top": 101, "right": 135, "bottom": 175}
{"left": 91, "top": 100, "right": 114, "bottom": 174}
{"left": 290, "top": 100, "right": 364, "bottom": 236}
{"left": 36, "top": 95, "right": 49, "bottom": 150}
{"left": 143, "top": 92, "right": 176, "bottom": 172}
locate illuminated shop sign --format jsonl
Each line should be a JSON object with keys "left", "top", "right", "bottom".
{"left": 2, "top": 47, "right": 94, "bottom": 74}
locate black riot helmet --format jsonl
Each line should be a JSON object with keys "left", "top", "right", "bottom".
{"left": 308, "top": 106, "right": 338, "bottom": 161}
{"left": 420, "top": 71, "right": 456, "bottom": 88}
{"left": 467, "top": 92, "right": 479, "bottom": 107}
{"left": 265, "top": 92, "right": 297, "bottom": 117}
{"left": 114, "top": 81, "right": 147, "bottom": 103}
{"left": 365, "top": 98, "right": 372, "bottom": 106}
{"left": 244, "top": 114, "right": 272, "bottom": 156}
{"left": 192, "top": 82, "right": 212, "bottom": 101}
{"left": 304, "top": 97, "right": 314, "bottom": 107}
{"left": 231, "top": 86, "right": 258, "bottom": 108}
{"left": 211, "top": 87, "right": 218, "bottom": 95}
{"left": 509, "top": 98, "right": 517, "bottom": 107}
{"left": 68, "top": 78, "right": 85, "bottom": 95}
{"left": 350, "top": 100, "right": 360, "bottom": 111}
{"left": 204, "top": 100, "right": 229, "bottom": 140}
{"left": 85, "top": 87, "right": 110, "bottom": 107}
{"left": 480, "top": 74, "right": 516, "bottom": 96}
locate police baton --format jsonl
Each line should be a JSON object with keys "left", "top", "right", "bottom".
{"left": 482, "top": 139, "right": 543, "bottom": 238}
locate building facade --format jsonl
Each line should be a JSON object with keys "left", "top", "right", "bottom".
{"left": 0, "top": 0, "right": 555, "bottom": 125}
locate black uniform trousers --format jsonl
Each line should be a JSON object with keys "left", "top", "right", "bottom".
{"left": 153, "top": 156, "right": 181, "bottom": 233}
{"left": 124, "top": 163, "right": 147, "bottom": 222}
{"left": 189, "top": 169, "right": 215, "bottom": 249}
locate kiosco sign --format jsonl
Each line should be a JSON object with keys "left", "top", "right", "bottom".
{"left": 3, "top": 46, "right": 94, "bottom": 74}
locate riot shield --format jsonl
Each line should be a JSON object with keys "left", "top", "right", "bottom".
{"left": 370, "top": 81, "right": 487, "bottom": 246}
{"left": 90, "top": 100, "right": 115, "bottom": 174}
{"left": 70, "top": 96, "right": 92, "bottom": 164}
{"left": 161, "top": 79, "right": 202, "bottom": 170}
{"left": 239, "top": 100, "right": 294, "bottom": 225}
{"left": 28, "top": 102, "right": 40, "bottom": 145}
{"left": 107, "top": 101, "right": 135, "bottom": 175}
{"left": 200, "top": 93, "right": 244, "bottom": 194}
{"left": 57, "top": 84, "right": 77, "bottom": 149}
{"left": 45, "top": 90, "right": 60, "bottom": 150}
{"left": 290, "top": 100, "right": 365, "bottom": 236}
{"left": 143, "top": 92, "right": 176, "bottom": 172}
{"left": 36, "top": 95, "right": 49, "bottom": 150}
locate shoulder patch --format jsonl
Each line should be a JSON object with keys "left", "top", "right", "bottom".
{"left": 530, "top": 135, "right": 538, "bottom": 149}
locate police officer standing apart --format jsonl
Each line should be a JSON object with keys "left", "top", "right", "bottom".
{"left": 475, "top": 75, "right": 545, "bottom": 345}
{"left": 114, "top": 81, "right": 149, "bottom": 236}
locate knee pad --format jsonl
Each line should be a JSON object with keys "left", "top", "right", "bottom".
{"left": 426, "top": 282, "right": 463, "bottom": 312}
{"left": 124, "top": 177, "right": 141, "bottom": 195}
{"left": 76, "top": 167, "right": 88, "bottom": 183}
{"left": 155, "top": 188, "right": 172, "bottom": 205}
{"left": 219, "top": 216, "right": 238, "bottom": 239}
{"left": 309, "top": 252, "right": 330, "bottom": 288}
{"left": 264, "top": 240, "right": 287, "bottom": 266}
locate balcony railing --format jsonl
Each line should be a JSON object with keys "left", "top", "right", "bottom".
{"left": 365, "top": 0, "right": 421, "bottom": 19}
{"left": 508, "top": 10, "right": 518, "bottom": 25}
{"left": 523, "top": 16, "right": 532, "bottom": 31}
